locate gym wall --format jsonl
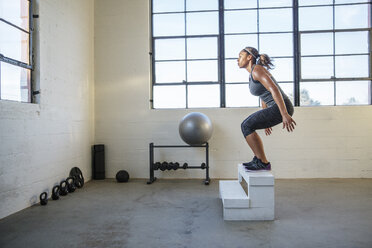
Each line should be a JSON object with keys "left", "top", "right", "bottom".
{"left": 0, "top": 0, "right": 95, "bottom": 219}
{"left": 94, "top": 0, "right": 372, "bottom": 180}
{"left": 1, "top": 0, "right": 371, "bottom": 221}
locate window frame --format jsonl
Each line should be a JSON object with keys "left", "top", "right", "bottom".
{"left": 150, "top": 0, "right": 223, "bottom": 109}
{"left": 150, "top": 0, "right": 372, "bottom": 108}
{"left": 297, "top": 2, "right": 372, "bottom": 106}
{"left": 0, "top": 0, "right": 34, "bottom": 103}
{"left": 223, "top": 4, "right": 294, "bottom": 108}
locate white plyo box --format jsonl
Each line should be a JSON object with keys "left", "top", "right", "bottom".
{"left": 219, "top": 180, "right": 250, "bottom": 208}
{"left": 248, "top": 185, "right": 274, "bottom": 208}
{"left": 223, "top": 206, "right": 274, "bottom": 221}
{"left": 238, "top": 164, "right": 274, "bottom": 186}
{"left": 219, "top": 164, "right": 275, "bottom": 221}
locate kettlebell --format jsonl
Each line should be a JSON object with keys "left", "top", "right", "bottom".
{"left": 59, "top": 180, "right": 69, "bottom": 196}
{"left": 66, "top": 177, "right": 76, "bottom": 193}
{"left": 73, "top": 175, "right": 82, "bottom": 188}
{"left": 52, "top": 185, "right": 60, "bottom": 200}
{"left": 40, "top": 192, "right": 48, "bottom": 205}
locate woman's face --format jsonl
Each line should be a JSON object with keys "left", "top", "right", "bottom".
{"left": 237, "top": 50, "right": 250, "bottom": 68}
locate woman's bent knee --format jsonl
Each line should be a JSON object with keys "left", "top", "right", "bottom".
{"left": 241, "top": 120, "right": 254, "bottom": 137}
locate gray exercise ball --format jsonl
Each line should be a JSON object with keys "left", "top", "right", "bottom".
{"left": 179, "top": 112, "right": 213, "bottom": 145}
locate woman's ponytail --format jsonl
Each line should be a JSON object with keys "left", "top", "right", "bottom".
{"left": 257, "top": 54, "right": 274, "bottom": 70}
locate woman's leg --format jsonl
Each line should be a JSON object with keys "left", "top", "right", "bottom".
{"left": 245, "top": 131, "right": 268, "bottom": 163}
{"left": 241, "top": 104, "right": 283, "bottom": 163}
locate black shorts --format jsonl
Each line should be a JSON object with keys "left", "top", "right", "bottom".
{"left": 241, "top": 99, "right": 294, "bottom": 137}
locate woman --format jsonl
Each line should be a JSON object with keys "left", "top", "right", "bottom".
{"left": 238, "top": 47, "right": 296, "bottom": 171}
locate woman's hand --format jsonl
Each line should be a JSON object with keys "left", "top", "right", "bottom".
{"left": 265, "top": 127, "right": 272, "bottom": 136}
{"left": 282, "top": 113, "right": 296, "bottom": 132}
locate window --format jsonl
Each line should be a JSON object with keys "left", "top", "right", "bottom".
{"left": 224, "top": 0, "right": 294, "bottom": 107}
{"left": 0, "top": 0, "right": 33, "bottom": 103}
{"left": 299, "top": 0, "right": 371, "bottom": 106}
{"left": 152, "top": 0, "right": 220, "bottom": 108}
{"left": 151, "top": 0, "right": 372, "bottom": 108}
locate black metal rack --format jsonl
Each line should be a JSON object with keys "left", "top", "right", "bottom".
{"left": 147, "top": 142, "right": 210, "bottom": 185}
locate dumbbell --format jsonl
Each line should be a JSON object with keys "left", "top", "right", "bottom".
{"left": 201, "top": 163, "right": 206, "bottom": 169}
{"left": 173, "top": 162, "right": 179, "bottom": 170}
{"left": 160, "top": 162, "right": 168, "bottom": 171}
{"left": 167, "top": 162, "right": 173, "bottom": 170}
{"left": 182, "top": 163, "right": 188, "bottom": 169}
{"left": 153, "top": 162, "right": 161, "bottom": 170}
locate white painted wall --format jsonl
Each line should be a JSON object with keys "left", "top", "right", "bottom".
{"left": 1, "top": 0, "right": 371, "bottom": 220}
{"left": 94, "top": 0, "right": 372, "bottom": 180}
{"left": 0, "top": 0, "right": 95, "bottom": 219}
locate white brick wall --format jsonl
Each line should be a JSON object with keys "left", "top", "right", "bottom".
{"left": 1, "top": 0, "right": 371, "bottom": 220}
{"left": 0, "top": 0, "right": 95, "bottom": 219}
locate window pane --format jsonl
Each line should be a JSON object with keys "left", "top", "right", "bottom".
{"left": 1, "top": 62, "right": 31, "bottom": 102}
{"left": 0, "top": 22, "right": 29, "bottom": 64}
{"left": 335, "top": 55, "right": 369, "bottom": 78}
{"left": 259, "top": 9, "right": 292, "bottom": 32}
{"left": 224, "top": 0, "right": 257, "bottom": 9}
{"left": 153, "top": 13, "right": 185, "bottom": 37}
{"left": 300, "top": 82, "right": 334, "bottom": 106}
{"left": 0, "top": 0, "right": 29, "bottom": 31}
{"left": 188, "top": 85, "right": 220, "bottom": 108}
{"left": 299, "top": 0, "right": 333, "bottom": 6}
{"left": 259, "top": 0, "right": 292, "bottom": 8}
{"left": 335, "top": 0, "right": 368, "bottom": 3}
{"left": 301, "top": 33, "right": 333, "bottom": 56}
{"left": 335, "top": 31, "right": 369, "bottom": 55}
{"left": 335, "top": 4, "right": 369, "bottom": 29}
{"left": 301, "top": 57, "right": 333, "bottom": 79}
{"left": 259, "top": 33, "right": 293, "bottom": 57}
{"left": 271, "top": 58, "right": 293, "bottom": 82}
{"left": 225, "top": 59, "right": 249, "bottom": 83}
{"left": 299, "top": 6, "right": 333, "bottom": 31}
{"left": 155, "top": 61, "right": 185, "bottom": 83}
{"left": 153, "top": 85, "right": 186, "bottom": 108}
{"left": 186, "top": 0, "right": 218, "bottom": 11}
{"left": 278, "top": 83, "right": 294, "bottom": 104}
{"left": 226, "top": 83, "right": 259, "bottom": 107}
{"left": 225, "top": 34, "right": 258, "bottom": 59}
{"left": 336, "top": 81, "right": 369, "bottom": 105}
{"left": 186, "top": 12, "right": 219, "bottom": 35}
{"left": 224, "top": 10, "right": 257, "bottom": 34}
{"left": 187, "top": 37, "right": 217, "bottom": 60}
{"left": 152, "top": 0, "right": 184, "bottom": 13}
{"left": 187, "top": 60, "right": 218, "bottom": 82}
{"left": 155, "top": 38, "right": 185, "bottom": 60}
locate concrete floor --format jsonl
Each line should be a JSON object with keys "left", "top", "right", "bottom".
{"left": 0, "top": 178, "right": 372, "bottom": 248}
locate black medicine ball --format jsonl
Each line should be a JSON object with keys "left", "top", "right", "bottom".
{"left": 116, "top": 170, "right": 129, "bottom": 183}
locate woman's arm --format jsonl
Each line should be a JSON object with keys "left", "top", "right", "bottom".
{"left": 253, "top": 65, "right": 296, "bottom": 132}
